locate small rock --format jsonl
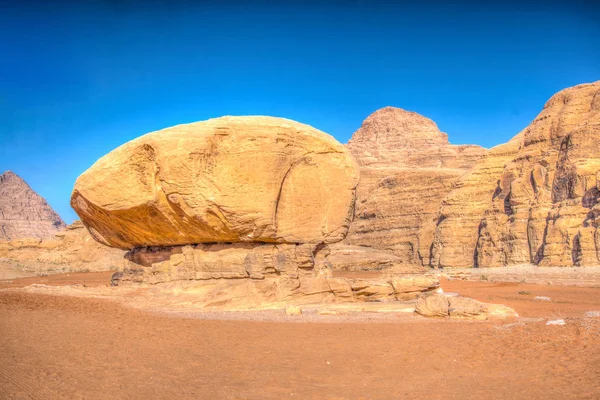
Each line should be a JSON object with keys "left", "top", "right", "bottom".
{"left": 584, "top": 311, "right": 600, "bottom": 318}
{"left": 534, "top": 296, "right": 551, "bottom": 302}
{"left": 285, "top": 305, "right": 302, "bottom": 316}
{"left": 443, "top": 292, "right": 459, "bottom": 297}
{"left": 415, "top": 294, "right": 449, "bottom": 317}
{"left": 546, "top": 319, "right": 565, "bottom": 326}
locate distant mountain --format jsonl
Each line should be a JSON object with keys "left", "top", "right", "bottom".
{"left": 0, "top": 171, "right": 66, "bottom": 240}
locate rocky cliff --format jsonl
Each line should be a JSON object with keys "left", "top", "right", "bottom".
{"left": 0, "top": 220, "right": 125, "bottom": 274}
{"left": 0, "top": 171, "right": 65, "bottom": 240}
{"left": 433, "top": 81, "right": 600, "bottom": 268}
{"left": 344, "top": 81, "right": 600, "bottom": 269}
{"left": 343, "top": 107, "right": 487, "bottom": 266}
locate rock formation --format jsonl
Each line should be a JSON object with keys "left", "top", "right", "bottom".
{"left": 430, "top": 136, "right": 523, "bottom": 268}
{"left": 72, "top": 115, "right": 438, "bottom": 305}
{"left": 341, "top": 107, "right": 487, "bottom": 267}
{"left": 0, "top": 221, "right": 125, "bottom": 274}
{"left": 72, "top": 116, "right": 359, "bottom": 249}
{"left": 0, "top": 171, "right": 65, "bottom": 240}
{"left": 433, "top": 81, "right": 600, "bottom": 268}
{"left": 415, "top": 293, "right": 517, "bottom": 320}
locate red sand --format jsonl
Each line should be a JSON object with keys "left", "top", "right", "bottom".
{"left": 1, "top": 273, "right": 600, "bottom": 399}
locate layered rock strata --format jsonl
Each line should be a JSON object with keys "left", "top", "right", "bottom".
{"left": 341, "top": 107, "right": 487, "bottom": 267}
{"left": 112, "top": 243, "right": 439, "bottom": 304}
{"left": 0, "top": 171, "right": 65, "bottom": 240}
{"left": 433, "top": 81, "right": 600, "bottom": 267}
{"left": 0, "top": 221, "right": 125, "bottom": 274}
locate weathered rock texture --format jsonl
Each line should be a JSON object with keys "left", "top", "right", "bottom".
{"left": 113, "top": 243, "right": 439, "bottom": 304}
{"left": 73, "top": 115, "right": 438, "bottom": 304}
{"left": 0, "top": 171, "right": 65, "bottom": 240}
{"left": 433, "top": 81, "right": 600, "bottom": 268}
{"left": 0, "top": 221, "right": 125, "bottom": 274}
{"left": 431, "top": 136, "right": 523, "bottom": 268}
{"left": 415, "top": 293, "right": 517, "bottom": 320}
{"left": 343, "top": 107, "right": 487, "bottom": 267}
{"left": 348, "top": 107, "right": 487, "bottom": 171}
{"left": 326, "top": 244, "right": 424, "bottom": 273}
{"left": 71, "top": 116, "right": 359, "bottom": 250}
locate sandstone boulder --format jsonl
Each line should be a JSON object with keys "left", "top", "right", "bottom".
{"left": 415, "top": 293, "right": 516, "bottom": 319}
{"left": 71, "top": 116, "right": 359, "bottom": 249}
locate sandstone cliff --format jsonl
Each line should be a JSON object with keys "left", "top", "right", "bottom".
{"left": 342, "top": 107, "right": 487, "bottom": 267}
{"left": 433, "top": 81, "right": 600, "bottom": 268}
{"left": 0, "top": 220, "right": 125, "bottom": 274}
{"left": 0, "top": 171, "right": 65, "bottom": 240}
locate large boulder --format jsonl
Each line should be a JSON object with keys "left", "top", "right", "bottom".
{"left": 71, "top": 116, "right": 359, "bottom": 249}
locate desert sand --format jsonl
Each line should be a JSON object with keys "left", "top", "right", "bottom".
{"left": 1, "top": 272, "right": 600, "bottom": 400}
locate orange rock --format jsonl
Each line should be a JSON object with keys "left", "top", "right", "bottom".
{"left": 71, "top": 116, "right": 359, "bottom": 249}
{"left": 345, "top": 107, "right": 486, "bottom": 266}
{"left": 434, "top": 81, "right": 600, "bottom": 267}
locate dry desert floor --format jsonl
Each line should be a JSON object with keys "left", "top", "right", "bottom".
{"left": 1, "top": 271, "right": 600, "bottom": 399}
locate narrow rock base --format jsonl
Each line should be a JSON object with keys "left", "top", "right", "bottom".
{"left": 111, "top": 243, "right": 439, "bottom": 308}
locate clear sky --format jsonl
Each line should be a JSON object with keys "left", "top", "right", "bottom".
{"left": 1, "top": 0, "right": 599, "bottom": 223}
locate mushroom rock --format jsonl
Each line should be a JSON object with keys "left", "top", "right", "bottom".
{"left": 71, "top": 116, "right": 360, "bottom": 250}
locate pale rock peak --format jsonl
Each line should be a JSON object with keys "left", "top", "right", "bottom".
{"left": 348, "top": 106, "right": 449, "bottom": 149}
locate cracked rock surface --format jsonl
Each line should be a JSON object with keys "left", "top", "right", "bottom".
{"left": 71, "top": 116, "right": 359, "bottom": 249}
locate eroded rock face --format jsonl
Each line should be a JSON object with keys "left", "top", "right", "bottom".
{"left": 327, "top": 244, "right": 425, "bottom": 273}
{"left": 347, "top": 107, "right": 486, "bottom": 170}
{"left": 431, "top": 137, "right": 523, "bottom": 268}
{"left": 112, "top": 243, "right": 439, "bottom": 304}
{"left": 433, "top": 81, "right": 600, "bottom": 267}
{"left": 71, "top": 116, "right": 359, "bottom": 249}
{"left": 0, "top": 171, "right": 65, "bottom": 240}
{"left": 0, "top": 221, "right": 125, "bottom": 274}
{"left": 343, "top": 107, "right": 487, "bottom": 266}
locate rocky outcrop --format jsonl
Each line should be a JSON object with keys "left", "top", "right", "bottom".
{"left": 326, "top": 244, "right": 425, "bottom": 273}
{"left": 343, "top": 82, "right": 600, "bottom": 269}
{"left": 415, "top": 293, "right": 517, "bottom": 319}
{"left": 433, "top": 81, "right": 600, "bottom": 268}
{"left": 71, "top": 116, "right": 359, "bottom": 250}
{"left": 431, "top": 137, "right": 523, "bottom": 268}
{"left": 343, "top": 107, "right": 487, "bottom": 267}
{"left": 113, "top": 243, "right": 439, "bottom": 304}
{"left": 0, "top": 171, "right": 65, "bottom": 240}
{"left": 348, "top": 107, "right": 487, "bottom": 171}
{"left": 74, "top": 115, "right": 438, "bottom": 304}
{"left": 0, "top": 221, "right": 125, "bottom": 274}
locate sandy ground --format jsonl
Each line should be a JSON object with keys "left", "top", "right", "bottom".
{"left": 1, "top": 272, "right": 600, "bottom": 399}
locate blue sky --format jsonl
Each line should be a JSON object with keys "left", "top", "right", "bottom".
{"left": 1, "top": 0, "right": 599, "bottom": 223}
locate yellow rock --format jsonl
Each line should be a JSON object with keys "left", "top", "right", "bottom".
{"left": 71, "top": 116, "right": 359, "bottom": 249}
